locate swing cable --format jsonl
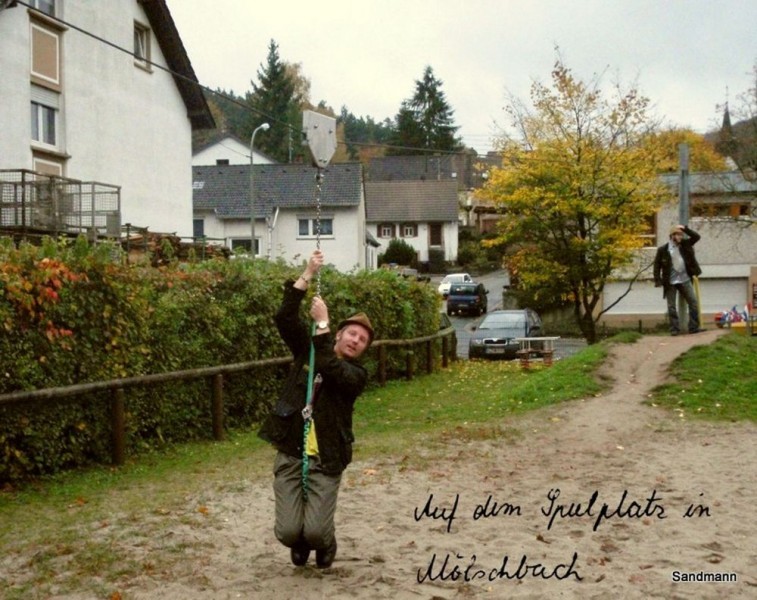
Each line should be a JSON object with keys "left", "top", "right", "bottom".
{"left": 301, "top": 168, "right": 324, "bottom": 502}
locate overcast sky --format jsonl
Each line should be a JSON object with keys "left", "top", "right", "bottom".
{"left": 169, "top": 0, "right": 756, "bottom": 155}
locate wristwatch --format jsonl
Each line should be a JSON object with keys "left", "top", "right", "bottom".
{"left": 316, "top": 320, "right": 329, "bottom": 330}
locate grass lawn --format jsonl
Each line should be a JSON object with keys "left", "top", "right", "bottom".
{"left": 648, "top": 332, "right": 757, "bottom": 421}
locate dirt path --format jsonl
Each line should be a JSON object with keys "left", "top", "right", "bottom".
{"left": 62, "top": 331, "right": 756, "bottom": 599}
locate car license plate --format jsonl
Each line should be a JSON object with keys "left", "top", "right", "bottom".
{"left": 487, "top": 347, "right": 505, "bottom": 355}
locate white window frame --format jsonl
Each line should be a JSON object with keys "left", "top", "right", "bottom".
{"left": 30, "top": 84, "right": 61, "bottom": 149}
{"left": 133, "top": 21, "right": 151, "bottom": 70}
{"left": 297, "top": 217, "right": 334, "bottom": 239}
{"left": 379, "top": 224, "right": 393, "bottom": 238}
{"left": 402, "top": 223, "right": 417, "bottom": 238}
{"left": 30, "top": 0, "right": 57, "bottom": 16}
{"left": 193, "top": 219, "right": 205, "bottom": 240}
{"left": 31, "top": 101, "right": 57, "bottom": 147}
{"left": 230, "top": 237, "right": 259, "bottom": 256}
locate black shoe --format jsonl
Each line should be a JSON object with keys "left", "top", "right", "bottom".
{"left": 670, "top": 331, "right": 680, "bottom": 336}
{"left": 316, "top": 539, "right": 337, "bottom": 568}
{"left": 290, "top": 541, "right": 310, "bottom": 566}
{"left": 689, "top": 328, "right": 706, "bottom": 334}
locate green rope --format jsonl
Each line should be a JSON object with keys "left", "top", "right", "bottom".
{"left": 301, "top": 323, "right": 316, "bottom": 502}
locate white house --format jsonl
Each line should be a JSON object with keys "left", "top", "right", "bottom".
{"left": 365, "top": 180, "right": 460, "bottom": 264}
{"left": 0, "top": 0, "right": 213, "bottom": 238}
{"left": 192, "top": 133, "right": 275, "bottom": 167}
{"left": 600, "top": 171, "right": 757, "bottom": 327}
{"left": 193, "top": 163, "right": 374, "bottom": 272}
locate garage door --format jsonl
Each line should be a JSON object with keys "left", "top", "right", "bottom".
{"left": 603, "top": 279, "right": 747, "bottom": 315}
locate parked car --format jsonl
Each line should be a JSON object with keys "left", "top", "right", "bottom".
{"left": 398, "top": 267, "right": 431, "bottom": 283}
{"left": 468, "top": 309, "right": 543, "bottom": 360}
{"left": 437, "top": 273, "right": 473, "bottom": 298}
{"left": 446, "top": 282, "right": 488, "bottom": 316}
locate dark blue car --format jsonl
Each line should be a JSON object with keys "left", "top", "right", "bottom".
{"left": 446, "top": 283, "right": 488, "bottom": 316}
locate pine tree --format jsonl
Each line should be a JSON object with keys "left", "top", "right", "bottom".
{"left": 247, "top": 40, "right": 300, "bottom": 162}
{"left": 387, "top": 66, "right": 460, "bottom": 155}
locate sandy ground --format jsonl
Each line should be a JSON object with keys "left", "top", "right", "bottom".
{"left": 49, "top": 330, "right": 756, "bottom": 598}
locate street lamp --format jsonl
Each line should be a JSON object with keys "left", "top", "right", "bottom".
{"left": 250, "top": 122, "right": 270, "bottom": 256}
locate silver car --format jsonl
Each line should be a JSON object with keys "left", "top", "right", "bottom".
{"left": 468, "top": 309, "right": 543, "bottom": 359}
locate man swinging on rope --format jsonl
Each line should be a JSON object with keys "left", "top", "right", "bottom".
{"left": 259, "top": 249, "right": 374, "bottom": 568}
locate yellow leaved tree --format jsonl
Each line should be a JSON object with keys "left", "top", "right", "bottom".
{"left": 478, "top": 60, "right": 669, "bottom": 343}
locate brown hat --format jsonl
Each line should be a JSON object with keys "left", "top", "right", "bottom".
{"left": 337, "top": 312, "right": 374, "bottom": 344}
{"left": 669, "top": 225, "right": 683, "bottom": 236}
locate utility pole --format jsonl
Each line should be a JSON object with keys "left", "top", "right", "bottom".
{"left": 678, "top": 143, "right": 690, "bottom": 324}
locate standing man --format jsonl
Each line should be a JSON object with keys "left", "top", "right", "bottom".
{"left": 259, "top": 249, "right": 374, "bottom": 568}
{"left": 653, "top": 224, "right": 704, "bottom": 335}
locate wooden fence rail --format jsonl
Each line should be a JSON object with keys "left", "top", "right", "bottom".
{"left": 0, "top": 327, "right": 456, "bottom": 466}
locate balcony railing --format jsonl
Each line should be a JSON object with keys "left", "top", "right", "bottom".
{"left": 0, "top": 169, "right": 121, "bottom": 238}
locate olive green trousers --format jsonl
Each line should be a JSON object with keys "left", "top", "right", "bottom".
{"left": 272, "top": 451, "right": 341, "bottom": 551}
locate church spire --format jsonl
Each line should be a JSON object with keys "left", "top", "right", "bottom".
{"left": 715, "top": 96, "right": 738, "bottom": 158}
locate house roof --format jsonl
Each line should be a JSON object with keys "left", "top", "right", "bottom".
{"left": 193, "top": 163, "right": 363, "bottom": 219}
{"left": 659, "top": 171, "right": 757, "bottom": 195}
{"left": 139, "top": 0, "right": 214, "bottom": 130}
{"left": 364, "top": 180, "right": 459, "bottom": 222}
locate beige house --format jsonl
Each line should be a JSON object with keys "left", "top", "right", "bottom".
{"left": 600, "top": 171, "right": 757, "bottom": 328}
{"left": 365, "top": 180, "right": 460, "bottom": 265}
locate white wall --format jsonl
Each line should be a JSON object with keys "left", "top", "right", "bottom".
{"left": 367, "top": 220, "right": 459, "bottom": 263}
{"left": 443, "top": 221, "right": 459, "bottom": 261}
{"left": 66, "top": 3, "right": 194, "bottom": 236}
{"left": 192, "top": 138, "right": 273, "bottom": 166}
{"left": 195, "top": 207, "right": 366, "bottom": 272}
{"left": 0, "top": 7, "right": 36, "bottom": 168}
{"left": 272, "top": 208, "right": 365, "bottom": 271}
{"left": 0, "top": 1, "right": 199, "bottom": 237}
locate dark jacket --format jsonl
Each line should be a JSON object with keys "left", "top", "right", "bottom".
{"left": 653, "top": 226, "right": 702, "bottom": 298}
{"left": 258, "top": 281, "right": 367, "bottom": 475}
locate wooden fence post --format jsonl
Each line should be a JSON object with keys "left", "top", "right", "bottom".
{"left": 425, "top": 340, "right": 433, "bottom": 374}
{"left": 378, "top": 345, "right": 387, "bottom": 387}
{"left": 442, "top": 335, "right": 449, "bottom": 368}
{"left": 212, "top": 374, "right": 224, "bottom": 441}
{"left": 111, "top": 387, "right": 125, "bottom": 466}
{"left": 406, "top": 348, "right": 414, "bottom": 380}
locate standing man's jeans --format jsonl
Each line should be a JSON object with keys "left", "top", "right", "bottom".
{"left": 273, "top": 452, "right": 341, "bottom": 551}
{"left": 665, "top": 280, "right": 699, "bottom": 334}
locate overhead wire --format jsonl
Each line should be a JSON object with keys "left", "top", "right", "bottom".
{"left": 12, "top": 0, "right": 480, "bottom": 158}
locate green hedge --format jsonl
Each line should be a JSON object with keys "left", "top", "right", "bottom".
{"left": 0, "top": 237, "right": 442, "bottom": 482}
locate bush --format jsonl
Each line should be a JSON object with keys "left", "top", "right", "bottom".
{"left": 428, "top": 248, "right": 446, "bottom": 273}
{"left": 0, "top": 237, "right": 443, "bottom": 483}
{"left": 378, "top": 238, "right": 417, "bottom": 267}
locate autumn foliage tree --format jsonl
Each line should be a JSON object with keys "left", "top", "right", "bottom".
{"left": 478, "top": 60, "right": 668, "bottom": 343}
{"left": 650, "top": 128, "right": 728, "bottom": 173}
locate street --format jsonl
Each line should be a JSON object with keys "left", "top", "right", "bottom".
{"left": 431, "top": 271, "right": 586, "bottom": 361}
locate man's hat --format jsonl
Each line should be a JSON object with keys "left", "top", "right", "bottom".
{"left": 337, "top": 312, "right": 374, "bottom": 344}
{"left": 669, "top": 225, "right": 683, "bottom": 236}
